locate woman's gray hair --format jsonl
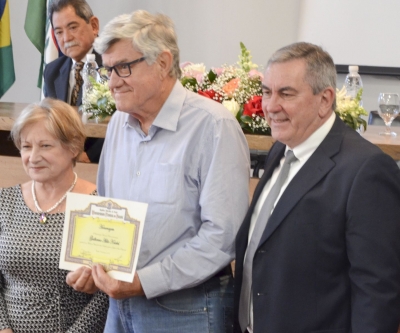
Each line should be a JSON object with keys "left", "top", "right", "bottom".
{"left": 268, "top": 42, "right": 337, "bottom": 110}
{"left": 11, "top": 98, "right": 86, "bottom": 166}
{"left": 94, "top": 10, "right": 181, "bottom": 79}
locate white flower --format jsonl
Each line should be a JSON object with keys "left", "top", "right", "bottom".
{"left": 336, "top": 86, "right": 347, "bottom": 100}
{"left": 335, "top": 85, "right": 368, "bottom": 130}
{"left": 336, "top": 86, "right": 355, "bottom": 112}
{"left": 181, "top": 62, "right": 207, "bottom": 77}
{"left": 87, "top": 92, "right": 99, "bottom": 105}
{"left": 222, "top": 99, "right": 240, "bottom": 116}
{"left": 82, "top": 78, "right": 116, "bottom": 119}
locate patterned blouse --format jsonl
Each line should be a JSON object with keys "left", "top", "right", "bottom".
{"left": 0, "top": 185, "right": 109, "bottom": 332}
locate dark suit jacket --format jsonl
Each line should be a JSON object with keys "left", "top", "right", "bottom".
{"left": 43, "top": 52, "right": 104, "bottom": 163}
{"left": 234, "top": 116, "right": 400, "bottom": 333}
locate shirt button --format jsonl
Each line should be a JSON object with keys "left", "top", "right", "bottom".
{"left": 136, "top": 171, "right": 141, "bottom": 176}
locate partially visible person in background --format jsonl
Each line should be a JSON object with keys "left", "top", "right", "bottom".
{"left": 44, "top": 0, "right": 104, "bottom": 163}
{"left": 0, "top": 98, "right": 108, "bottom": 332}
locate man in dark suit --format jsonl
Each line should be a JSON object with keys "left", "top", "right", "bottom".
{"left": 234, "top": 42, "right": 400, "bottom": 333}
{"left": 44, "top": 0, "right": 103, "bottom": 163}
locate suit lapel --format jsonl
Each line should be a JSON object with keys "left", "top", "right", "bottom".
{"left": 55, "top": 57, "right": 71, "bottom": 102}
{"left": 258, "top": 116, "right": 345, "bottom": 246}
{"left": 236, "top": 143, "right": 285, "bottom": 258}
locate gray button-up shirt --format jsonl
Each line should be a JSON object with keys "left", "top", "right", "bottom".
{"left": 97, "top": 81, "right": 250, "bottom": 298}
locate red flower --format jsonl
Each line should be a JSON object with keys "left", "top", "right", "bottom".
{"left": 243, "top": 95, "right": 263, "bottom": 117}
{"left": 198, "top": 90, "right": 220, "bottom": 101}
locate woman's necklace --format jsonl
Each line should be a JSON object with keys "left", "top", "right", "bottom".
{"left": 32, "top": 172, "right": 78, "bottom": 224}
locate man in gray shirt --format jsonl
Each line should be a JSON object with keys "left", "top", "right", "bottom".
{"left": 69, "top": 9, "right": 250, "bottom": 333}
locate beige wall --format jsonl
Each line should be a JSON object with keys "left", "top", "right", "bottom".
{"left": 2, "top": 0, "right": 399, "bottom": 114}
{"left": 1, "top": 0, "right": 301, "bottom": 103}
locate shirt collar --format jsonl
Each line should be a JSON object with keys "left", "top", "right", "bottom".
{"left": 71, "top": 47, "right": 94, "bottom": 66}
{"left": 152, "top": 80, "right": 185, "bottom": 132}
{"left": 287, "top": 112, "right": 336, "bottom": 161}
{"left": 124, "top": 80, "right": 185, "bottom": 133}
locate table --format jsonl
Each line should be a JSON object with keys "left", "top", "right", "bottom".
{"left": 360, "top": 127, "right": 400, "bottom": 160}
{"left": 1, "top": 102, "right": 400, "bottom": 160}
{"left": 244, "top": 130, "right": 400, "bottom": 161}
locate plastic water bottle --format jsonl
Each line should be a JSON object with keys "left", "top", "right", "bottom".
{"left": 81, "top": 53, "right": 98, "bottom": 107}
{"left": 344, "top": 65, "right": 363, "bottom": 105}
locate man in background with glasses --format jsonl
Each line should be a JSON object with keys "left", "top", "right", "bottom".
{"left": 67, "top": 9, "right": 250, "bottom": 333}
{"left": 43, "top": 0, "right": 103, "bottom": 163}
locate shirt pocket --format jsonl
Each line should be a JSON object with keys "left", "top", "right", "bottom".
{"left": 149, "top": 163, "right": 180, "bottom": 204}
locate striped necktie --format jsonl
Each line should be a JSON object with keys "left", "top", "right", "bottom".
{"left": 71, "top": 61, "right": 84, "bottom": 106}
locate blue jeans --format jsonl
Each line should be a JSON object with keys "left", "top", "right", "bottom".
{"left": 104, "top": 274, "right": 233, "bottom": 333}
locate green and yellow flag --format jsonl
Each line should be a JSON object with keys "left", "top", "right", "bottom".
{"left": 24, "top": 0, "right": 47, "bottom": 88}
{"left": 25, "top": 0, "right": 59, "bottom": 90}
{"left": 0, "top": 0, "right": 15, "bottom": 98}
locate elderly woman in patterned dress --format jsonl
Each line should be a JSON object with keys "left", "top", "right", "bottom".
{"left": 0, "top": 98, "right": 108, "bottom": 333}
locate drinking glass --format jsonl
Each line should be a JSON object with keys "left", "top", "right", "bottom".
{"left": 377, "top": 93, "right": 400, "bottom": 136}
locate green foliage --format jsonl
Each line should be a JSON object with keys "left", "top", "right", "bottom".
{"left": 180, "top": 76, "right": 198, "bottom": 92}
{"left": 207, "top": 70, "right": 217, "bottom": 84}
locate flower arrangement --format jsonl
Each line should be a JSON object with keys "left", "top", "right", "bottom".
{"left": 335, "top": 86, "right": 368, "bottom": 131}
{"left": 81, "top": 77, "right": 116, "bottom": 121}
{"left": 180, "top": 43, "right": 270, "bottom": 135}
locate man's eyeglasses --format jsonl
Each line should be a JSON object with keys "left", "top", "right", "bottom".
{"left": 97, "top": 57, "right": 146, "bottom": 80}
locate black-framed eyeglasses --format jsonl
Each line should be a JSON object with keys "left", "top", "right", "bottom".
{"left": 97, "top": 56, "right": 146, "bottom": 80}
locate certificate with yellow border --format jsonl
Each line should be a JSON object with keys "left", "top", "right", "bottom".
{"left": 59, "top": 192, "right": 147, "bottom": 282}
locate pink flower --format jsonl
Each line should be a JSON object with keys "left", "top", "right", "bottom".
{"left": 213, "top": 67, "right": 224, "bottom": 76}
{"left": 222, "top": 78, "right": 240, "bottom": 97}
{"left": 248, "top": 69, "right": 263, "bottom": 79}
{"left": 195, "top": 73, "right": 204, "bottom": 84}
{"left": 180, "top": 63, "right": 207, "bottom": 82}
{"left": 180, "top": 61, "right": 193, "bottom": 69}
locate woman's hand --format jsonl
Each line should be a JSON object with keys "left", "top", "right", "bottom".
{"left": 0, "top": 329, "right": 14, "bottom": 333}
{"left": 66, "top": 266, "right": 99, "bottom": 294}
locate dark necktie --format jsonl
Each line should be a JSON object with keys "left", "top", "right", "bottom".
{"left": 238, "top": 150, "right": 298, "bottom": 332}
{"left": 71, "top": 61, "right": 84, "bottom": 106}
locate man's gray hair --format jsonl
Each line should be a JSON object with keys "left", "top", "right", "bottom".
{"left": 94, "top": 10, "right": 181, "bottom": 79}
{"left": 268, "top": 42, "right": 337, "bottom": 110}
{"left": 48, "top": 0, "right": 94, "bottom": 26}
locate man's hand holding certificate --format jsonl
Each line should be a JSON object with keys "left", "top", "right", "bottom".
{"left": 60, "top": 193, "right": 147, "bottom": 283}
